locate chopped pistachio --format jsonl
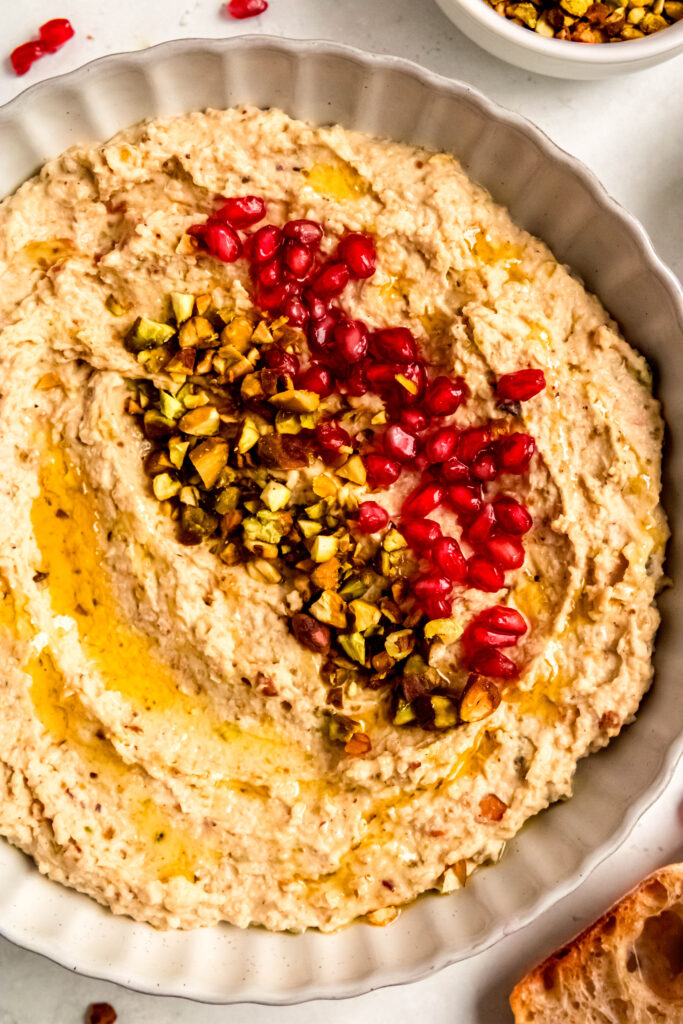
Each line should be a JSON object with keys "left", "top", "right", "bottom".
{"left": 194, "top": 294, "right": 212, "bottom": 316}
{"left": 310, "top": 535, "right": 338, "bottom": 562}
{"left": 178, "top": 316, "right": 217, "bottom": 350}
{"left": 170, "top": 292, "right": 195, "bottom": 324}
{"left": 158, "top": 390, "right": 184, "bottom": 420}
{"left": 393, "top": 698, "right": 417, "bottom": 726}
{"left": 299, "top": 410, "right": 321, "bottom": 430}
{"left": 269, "top": 389, "right": 320, "bottom": 413}
{"left": 261, "top": 480, "right": 291, "bottom": 512}
{"left": 370, "top": 410, "right": 387, "bottom": 426}
{"left": 348, "top": 599, "right": 382, "bottom": 633}
{"left": 168, "top": 435, "right": 190, "bottom": 469}
{"left": 299, "top": 519, "right": 323, "bottom": 539}
{"left": 236, "top": 416, "right": 261, "bottom": 453}
{"left": 251, "top": 320, "right": 273, "bottom": 345}
{"left": 182, "top": 390, "right": 209, "bottom": 410}
{"left": 311, "top": 557, "right": 340, "bottom": 591}
{"left": 220, "top": 316, "right": 253, "bottom": 352}
{"left": 241, "top": 373, "right": 265, "bottom": 401}
{"left": 336, "top": 455, "right": 366, "bottom": 485}
{"left": 312, "top": 474, "right": 339, "bottom": 498}
{"left": 179, "top": 485, "right": 200, "bottom": 506}
{"left": 305, "top": 501, "right": 327, "bottom": 520}
{"left": 431, "top": 695, "right": 458, "bottom": 729}
{"left": 244, "top": 538, "right": 279, "bottom": 559}
{"left": 338, "top": 632, "right": 366, "bottom": 665}
{"left": 326, "top": 713, "right": 358, "bottom": 744}
{"left": 145, "top": 449, "right": 174, "bottom": 476}
{"left": 143, "top": 409, "right": 177, "bottom": 439}
{"left": 243, "top": 516, "right": 283, "bottom": 546}
{"left": 105, "top": 294, "right": 126, "bottom": 316}
{"left": 309, "top": 590, "right": 347, "bottom": 629}
{"left": 214, "top": 486, "right": 241, "bottom": 514}
{"left": 152, "top": 472, "right": 181, "bottom": 501}
{"left": 179, "top": 506, "right": 219, "bottom": 543}
{"left": 246, "top": 559, "right": 282, "bottom": 584}
{"left": 189, "top": 437, "right": 229, "bottom": 488}
{"left": 424, "top": 618, "right": 464, "bottom": 644}
{"left": 385, "top": 629, "right": 415, "bottom": 661}
{"left": 339, "top": 575, "right": 370, "bottom": 601}
{"left": 383, "top": 528, "right": 407, "bottom": 553}
{"left": 274, "top": 411, "right": 302, "bottom": 435}
{"left": 125, "top": 316, "right": 175, "bottom": 353}
{"left": 179, "top": 406, "right": 220, "bottom": 436}
{"left": 395, "top": 373, "right": 418, "bottom": 396}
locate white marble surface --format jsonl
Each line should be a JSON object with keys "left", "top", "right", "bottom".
{"left": 0, "top": 2, "right": 681, "bottom": 1021}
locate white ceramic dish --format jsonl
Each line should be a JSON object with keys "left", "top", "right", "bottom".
{"left": 0, "top": 37, "right": 681, "bottom": 1005}
{"left": 433, "top": 0, "right": 683, "bottom": 78}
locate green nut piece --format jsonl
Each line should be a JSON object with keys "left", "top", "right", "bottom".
{"left": 430, "top": 696, "right": 459, "bottom": 730}
{"left": 393, "top": 697, "right": 417, "bottom": 726}
{"left": 338, "top": 632, "right": 366, "bottom": 665}
{"left": 382, "top": 528, "right": 407, "bottom": 553}
{"left": 423, "top": 618, "right": 464, "bottom": 644}
{"left": 348, "top": 599, "right": 382, "bottom": 633}
{"left": 299, "top": 519, "right": 323, "bottom": 540}
{"left": 152, "top": 472, "right": 181, "bottom": 501}
{"left": 159, "top": 390, "right": 184, "bottom": 421}
{"left": 125, "top": 316, "right": 175, "bottom": 353}
{"left": 310, "top": 535, "right": 338, "bottom": 563}
{"left": 309, "top": 589, "right": 347, "bottom": 629}
{"left": 170, "top": 292, "right": 195, "bottom": 324}
{"left": 168, "top": 436, "right": 190, "bottom": 469}
{"left": 385, "top": 629, "right": 415, "bottom": 661}
{"left": 261, "top": 480, "right": 291, "bottom": 512}
{"left": 214, "top": 485, "right": 241, "bottom": 514}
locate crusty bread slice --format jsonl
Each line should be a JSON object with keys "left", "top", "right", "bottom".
{"left": 510, "top": 863, "right": 683, "bottom": 1023}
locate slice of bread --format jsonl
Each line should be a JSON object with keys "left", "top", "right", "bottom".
{"left": 510, "top": 862, "right": 683, "bottom": 1023}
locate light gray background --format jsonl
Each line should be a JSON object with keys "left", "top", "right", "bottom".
{"left": 1, "top": 2, "right": 681, "bottom": 1021}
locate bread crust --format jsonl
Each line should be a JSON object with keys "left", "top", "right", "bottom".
{"left": 510, "top": 862, "right": 683, "bottom": 1023}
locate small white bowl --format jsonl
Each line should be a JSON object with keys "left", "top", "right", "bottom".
{"left": 434, "top": 0, "right": 683, "bottom": 77}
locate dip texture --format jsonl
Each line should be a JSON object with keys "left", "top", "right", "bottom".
{"left": 0, "top": 107, "right": 667, "bottom": 931}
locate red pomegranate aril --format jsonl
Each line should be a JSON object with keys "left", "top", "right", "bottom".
{"left": 395, "top": 361, "right": 427, "bottom": 406}
{"left": 466, "top": 623, "right": 520, "bottom": 650}
{"left": 283, "top": 239, "right": 315, "bottom": 280}
{"left": 311, "top": 261, "right": 350, "bottom": 298}
{"left": 38, "top": 18, "right": 75, "bottom": 53}
{"left": 345, "top": 362, "right": 369, "bottom": 397}
{"left": 469, "top": 648, "right": 519, "bottom": 680}
{"left": 307, "top": 312, "right": 337, "bottom": 356}
{"left": 372, "top": 327, "right": 417, "bottom": 364}
{"left": 250, "top": 224, "right": 282, "bottom": 264}
{"left": 214, "top": 195, "right": 265, "bottom": 229}
{"left": 333, "top": 320, "right": 368, "bottom": 364}
{"left": 364, "top": 360, "right": 397, "bottom": 394}
{"left": 432, "top": 536, "right": 467, "bottom": 583}
{"left": 190, "top": 222, "right": 242, "bottom": 263}
{"left": 283, "top": 295, "right": 308, "bottom": 328}
{"left": 485, "top": 534, "right": 525, "bottom": 570}
{"left": 497, "top": 433, "right": 536, "bottom": 474}
{"left": 478, "top": 605, "right": 527, "bottom": 637}
{"left": 358, "top": 501, "right": 389, "bottom": 534}
{"left": 467, "top": 556, "right": 504, "bottom": 593}
{"left": 257, "top": 258, "right": 283, "bottom": 289}
{"left": 283, "top": 219, "right": 323, "bottom": 249}
{"left": 10, "top": 41, "right": 44, "bottom": 75}
{"left": 425, "top": 427, "right": 458, "bottom": 464}
{"left": 413, "top": 573, "right": 452, "bottom": 601}
{"left": 471, "top": 450, "right": 498, "bottom": 482}
{"left": 257, "top": 283, "right": 292, "bottom": 313}
{"left": 420, "top": 596, "right": 453, "bottom": 620}
{"left": 262, "top": 345, "right": 299, "bottom": 379}
{"left": 305, "top": 293, "right": 328, "bottom": 321}
{"left": 298, "top": 364, "right": 333, "bottom": 396}
{"left": 315, "top": 421, "right": 352, "bottom": 457}
{"left": 456, "top": 427, "right": 491, "bottom": 465}
{"left": 447, "top": 484, "right": 483, "bottom": 517}
{"left": 366, "top": 454, "right": 401, "bottom": 488}
{"left": 493, "top": 496, "right": 532, "bottom": 535}
{"left": 400, "top": 408, "right": 430, "bottom": 434}
{"left": 383, "top": 424, "right": 418, "bottom": 464}
{"left": 224, "top": 0, "right": 268, "bottom": 18}
{"left": 467, "top": 504, "right": 496, "bottom": 548}
{"left": 401, "top": 518, "right": 442, "bottom": 550}
{"left": 338, "top": 233, "right": 377, "bottom": 279}
{"left": 402, "top": 482, "right": 446, "bottom": 518}
{"left": 440, "top": 456, "right": 471, "bottom": 483}
{"left": 424, "top": 375, "right": 468, "bottom": 417}
{"left": 496, "top": 368, "right": 546, "bottom": 402}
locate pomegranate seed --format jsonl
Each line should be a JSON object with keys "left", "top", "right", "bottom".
{"left": 424, "top": 376, "right": 468, "bottom": 417}
{"left": 250, "top": 224, "right": 282, "bottom": 264}
{"left": 284, "top": 219, "right": 323, "bottom": 249}
{"left": 496, "top": 368, "right": 546, "bottom": 402}
{"left": 315, "top": 421, "right": 352, "bottom": 458}
{"left": 485, "top": 534, "right": 525, "bottom": 570}
{"left": 467, "top": 556, "right": 504, "bottom": 592}
{"left": 401, "top": 518, "right": 442, "bottom": 550}
{"left": 431, "top": 537, "right": 467, "bottom": 583}
{"left": 308, "top": 311, "right": 339, "bottom": 358}
{"left": 365, "top": 454, "right": 401, "bottom": 488}
{"left": 467, "top": 504, "right": 496, "bottom": 548}
{"left": 338, "top": 233, "right": 377, "bottom": 279}
{"left": 469, "top": 648, "right": 519, "bottom": 679}
{"left": 425, "top": 427, "right": 458, "bottom": 464}
{"left": 456, "top": 427, "right": 491, "bottom": 465}
{"left": 394, "top": 361, "right": 427, "bottom": 406}
{"left": 447, "top": 484, "right": 483, "bottom": 517}
{"left": 214, "top": 195, "right": 265, "bottom": 229}
{"left": 358, "top": 501, "right": 389, "bottom": 533}
{"left": 283, "top": 295, "right": 308, "bottom": 327}
{"left": 440, "top": 456, "right": 471, "bottom": 483}
{"left": 420, "top": 596, "right": 453, "bottom": 620}
{"left": 283, "top": 239, "right": 315, "bottom": 280}
{"left": 413, "top": 573, "right": 452, "bottom": 601}
{"left": 224, "top": 0, "right": 268, "bottom": 18}
{"left": 189, "top": 222, "right": 242, "bottom": 262}
{"left": 262, "top": 346, "right": 299, "bottom": 379}
{"left": 10, "top": 41, "right": 44, "bottom": 75}
{"left": 400, "top": 408, "right": 430, "bottom": 434}
{"left": 345, "top": 362, "right": 369, "bottom": 397}
{"left": 477, "top": 605, "right": 527, "bottom": 637}
{"left": 298, "top": 364, "right": 333, "bottom": 396}
{"left": 38, "top": 18, "right": 74, "bottom": 53}
{"left": 311, "top": 262, "right": 350, "bottom": 298}
{"left": 471, "top": 451, "right": 498, "bottom": 482}
{"left": 372, "top": 327, "right": 417, "bottom": 364}
{"left": 383, "top": 424, "right": 418, "bottom": 464}
{"left": 257, "top": 259, "right": 283, "bottom": 289}
{"left": 493, "top": 496, "right": 532, "bottom": 535}
{"left": 465, "top": 623, "right": 519, "bottom": 650}
{"left": 497, "top": 433, "right": 536, "bottom": 474}
{"left": 257, "top": 283, "right": 292, "bottom": 313}
{"left": 364, "top": 360, "right": 397, "bottom": 394}
{"left": 305, "top": 293, "right": 328, "bottom": 321}
{"left": 402, "top": 482, "right": 446, "bottom": 518}
{"left": 333, "top": 320, "right": 368, "bottom": 364}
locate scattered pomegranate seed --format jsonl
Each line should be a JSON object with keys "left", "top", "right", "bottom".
{"left": 497, "top": 433, "right": 536, "bottom": 474}
{"left": 394, "top": 361, "right": 427, "bottom": 406}
{"left": 307, "top": 312, "right": 337, "bottom": 357}
{"left": 224, "top": 0, "right": 268, "bottom": 18}
{"left": 262, "top": 345, "right": 299, "bottom": 379}
{"left": 250, "top": 224, "right": 282, "bottom": 264}
{"left": 298, "top": 364, "right": 333, "bottom": 396}
{"left": 257, "top": 283, "right": 292, "bottom": 313}
{"left": 465, "top": 623, "right": 520, "bottom": 650}
{"left": 413, "top": 573, "right": 452, "bottom": 601}
{"left": 420, "top": 596, "right": 453, "bottom": 620}
{"left": 283, "top": 219, "right": 323, "bottom": 249}
{"left": 372, "top": 327, "right": 417, "bottom": 364}
{"left": 401, "top": 518, "right": 442, "bottom": 550}
{"left": 440, "top": 456, "right": 472, "bottom": 483}
{"left": 469, "top": 648, "right": 519, "bottom": 679}
{"left": 485, "top": 533, "right": 525, "bottom": 570}
{"left": 38, "top": 18, "right": 74, "bottom": 52}
{"left": 305, "top": 293, "right": 328, "bottom": 321}
{"left": 476, "top": 605, "right": 527, "bottom": 637}
{"left": 10, "top": 41, "right": 44, "bottom": 76}
{"left": 400, "top": 408, "right": 430, "bottom": 434}
{"left": 311, "top": 262, "right": 350, "bottom": 298}
{"left": 431, "top": 537, "right": 467, "bottom": 583}
{"left": 496, "top": 368, "right": 546, "bottom": 402}
{"left": 365, "top": 454, "right": 401, "bottom": 488}
{"left": 214, "top": 195, "right": 265, "bottom": 228}
{"left": 333, "top": 319, "right": 368, "bottom": 364}
{"left": 345, "top": 362, "right": 369, "bottom": 396}
{"left": 467, "top": 556, "right": 504, "bottom": 592}
{"left": 189, "top": 222, "right": 242, "bottom": 263}
{"left": 424, "top": 375, "right": 468, "bottom": 416}
{"left": 257, "top": 259, "right": 283, "bottom": 289}
{"left": 467, "top": 504, "right": 496, "bottom": 548}
{"left": 383, "top": 424, "right": 418, "bottom": 464}
{"left": 358, "top": 501, "right": 389, "bottom": 534}
{"left": 471, "top": 450, "right": 498, "bottom": 482}
{"left": 456, "top": 427, "right": 491, "bottom": 465}
{"left": 283, "top": 240, "right": 315, "bottom": 280}
{"left": 338, "top": 233, "right": 377, "bottom": 279}
{"left": 364, "top": 360, "right": 398, "bottom": 394}
{"left": 315, "top": 421, "right": 351, "bottom": 458}
{"left": 447, "top": 484, "right": 483, "bottom": 517}
{"left": 493, "top": 496, "right": 532, "bottom": 535}
{"left": 425, "top": 427, "right": 458, "bottom": 464}
{"left": 283, "top": 295, "right": 308, "bottom": 327}
{"left": 402, "top": 482, "right": 446, "bottom": 518}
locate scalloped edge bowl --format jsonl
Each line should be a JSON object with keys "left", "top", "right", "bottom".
{"left": 0, "top": 37, "right": 681, "bottom": 1005}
